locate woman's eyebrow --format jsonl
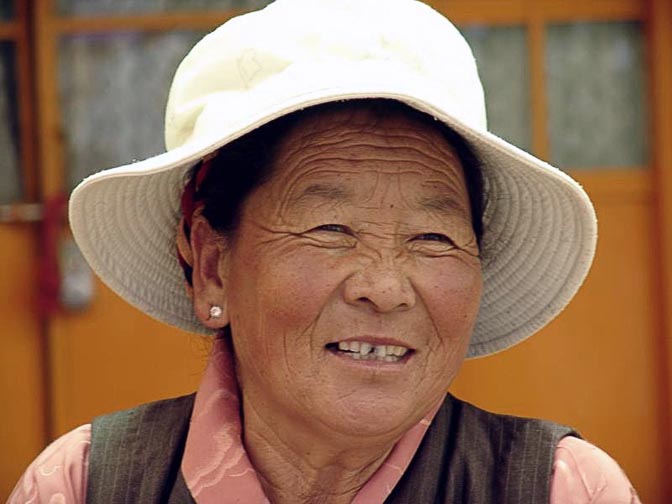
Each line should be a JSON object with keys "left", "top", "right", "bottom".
{"left": 290, "top": 183, "right": 354, "bottom": 206}
{"left": 420, "top": 195, "right": 470, "bottom": 218}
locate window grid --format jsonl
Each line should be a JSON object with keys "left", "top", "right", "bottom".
{"left": 6, "top": 0, "right": 654, "bottom": 207}
{"left": 0, "top": 0, "right": 37, "bottom": 207}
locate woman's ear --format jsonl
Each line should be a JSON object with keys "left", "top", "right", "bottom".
{"left": 189, "top": 213, "right": 230, "bottom": 329}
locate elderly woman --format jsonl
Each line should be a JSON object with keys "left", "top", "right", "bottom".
{"left": 10, "top": 0, "right": 639, "bottom": 503}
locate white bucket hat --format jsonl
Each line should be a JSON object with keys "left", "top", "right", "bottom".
{"left": 69, "top": 0, "right": 597, "bottom": 358}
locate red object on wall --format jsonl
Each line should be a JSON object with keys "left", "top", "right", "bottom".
{"left": 38, "top": 193, "right": 67, "bottom": 316}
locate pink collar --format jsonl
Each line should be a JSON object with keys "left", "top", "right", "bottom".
{"left": 182, "top": 337, "right": 441, "bottom": 503}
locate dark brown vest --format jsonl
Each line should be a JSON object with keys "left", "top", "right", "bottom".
{"left": 87, "top": 394, "right": 577, "bottom": 503}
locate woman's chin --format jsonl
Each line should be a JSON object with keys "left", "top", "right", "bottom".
{"left": 306, "top": 391, "right": 436, "bottom": 442}
{"left": 289, "top": 355, "right": 450, "bottom": 441}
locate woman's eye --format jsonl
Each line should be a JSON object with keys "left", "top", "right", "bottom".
{"left": 313, "top": 224, "right": 351, "bottom": 234}
{"left": 305, "top": 224, "right": 356, "bottom": 249}
{"left": 413, "top": 233, "right": 453, "bottom": 244}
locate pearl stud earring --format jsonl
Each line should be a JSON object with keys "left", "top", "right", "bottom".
{"left": 209, "top": 305, "right": 223, "bottom": 319}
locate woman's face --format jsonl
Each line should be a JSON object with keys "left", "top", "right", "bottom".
{"left": 209, "top": 106, "right": 482, "bottom": 438}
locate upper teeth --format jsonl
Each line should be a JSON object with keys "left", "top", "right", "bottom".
{"left": 337, "top": 341, "right": 409, "bottom": 357}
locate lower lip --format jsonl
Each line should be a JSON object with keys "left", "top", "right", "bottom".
{"left": 326, "top": 348, "right": 413, "bottom": 369}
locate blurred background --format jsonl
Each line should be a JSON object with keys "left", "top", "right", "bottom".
{"left": 1, "top": 0, "right": 670, "bottom": 501}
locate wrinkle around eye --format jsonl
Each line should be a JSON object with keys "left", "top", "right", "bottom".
{"left": 408, "top": 241, "right": 457, "bottom": 257}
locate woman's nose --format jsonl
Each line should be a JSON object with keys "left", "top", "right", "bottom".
{"left": 343, "top": 260, "right": 416, "bottom": 313}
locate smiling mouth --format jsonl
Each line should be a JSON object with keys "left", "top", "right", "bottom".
{"left": 326, "top": 341, "right": 413, "bottom": 363}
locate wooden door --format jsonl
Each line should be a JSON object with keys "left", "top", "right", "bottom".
{"left": 0, "top": 0, "right": 47, "bottom": 498}
{"left": 1, "top": 0, "right": 671, "bottom": 501}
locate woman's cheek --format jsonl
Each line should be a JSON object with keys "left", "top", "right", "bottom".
{"left": 424, "top": 260, "right": 483, "bottom": 336}
{"left": 258, "top": 248, "right": 344, "bottom": 328}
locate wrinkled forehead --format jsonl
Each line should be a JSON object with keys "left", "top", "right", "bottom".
{"left": 265, "top": 104, "right": 469, "bottom": 207}
{"left": 276, "top": 104, "right": 463, "bottom": 161}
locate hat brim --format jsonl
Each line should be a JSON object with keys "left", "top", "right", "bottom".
{"left": 69, "top": 70, "right": 596, "bottom": 359}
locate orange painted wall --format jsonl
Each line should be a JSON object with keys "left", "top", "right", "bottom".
{"left": 0, "top": 226, "right": 45, "bottom": 499}
{"left": 48, "top": 272, "right": 209, "bottom": 436}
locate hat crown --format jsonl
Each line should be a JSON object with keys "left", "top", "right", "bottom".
{"left": 164, "top": 0, "right": 487, "bottom": 151}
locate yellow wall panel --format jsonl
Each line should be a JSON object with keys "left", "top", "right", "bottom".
{"left": 49, "top": 277, "right": 210, "bottom": 437}
{"left": 0, "top": 226, "right": 44, "bottom": 499}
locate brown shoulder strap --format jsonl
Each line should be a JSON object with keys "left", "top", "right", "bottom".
{"left": 87, "top": 394, "right": 196, "bottom": 504}
{"left": 387, "top": 395, "right": 579, "bottom": 504}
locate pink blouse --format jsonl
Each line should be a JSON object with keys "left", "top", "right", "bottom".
{"left": 8, "top": 338, "right": 640, "bottom": 503}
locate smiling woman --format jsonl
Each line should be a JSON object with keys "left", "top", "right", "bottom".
{"left": 189, "top": 102, "right": 483, "bottom": 451}
{"left": 9, "top": 0, "right": 640, "bottom": 503}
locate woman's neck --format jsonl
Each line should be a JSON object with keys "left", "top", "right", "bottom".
{"left": 241, "top": 399, "right": 398, "bottom": 504}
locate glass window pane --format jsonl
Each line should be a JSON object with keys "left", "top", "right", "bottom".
{"left": 460, "top": 25, "right": 531, "bottom": 152}
{"left": 57, "top": 0, "right": 271, "bottom": 16}
{"left": 59, "top": 32, "right": 206, "bottom": 189}
{"left": 0, "top": 42, "right": 21, "bottom": 204}
{"left": 0, "top": 2, "right": 14, "bottom": 20}
{"left": 546, "top": 21, "right": 648, "bottom": 169}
